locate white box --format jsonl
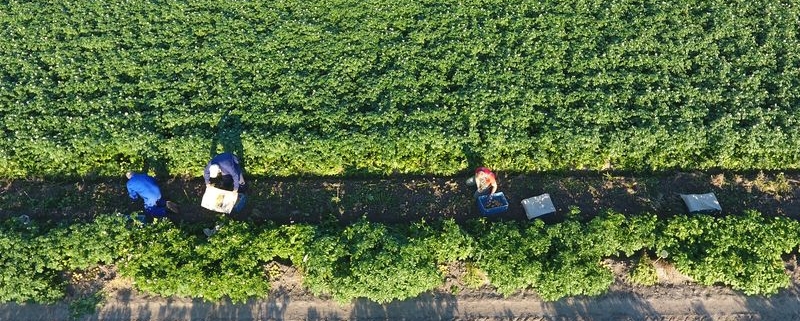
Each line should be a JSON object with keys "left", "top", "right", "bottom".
{"left": 680, "top": 193, "right": 721, "bottom": 213}
{"left": 521, "top": 193, "right": 556, "bottom": 219}
{"left": 201, "top": 185, "right": 240, "bottom": 214}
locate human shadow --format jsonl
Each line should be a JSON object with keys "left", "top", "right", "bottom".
{"left": 259, "top": 287, "right": 291, "bottom": 320}
{"left": 136, "top": 139, "right": 181, "bottom": 221}
{"left": 349, "top": 292, "right": 457, "bottom": 320}
{"left": 91, "top": 296, "right": 282, "bottom": 321}
{"left": 744, "top": 281, "right": 800, "bottom": 319}
{"left": 185, "top": 298, "right": 246, "bottom": 321}
{"left": 141, "top": 139, "right": 171, "bottom": 179}
{"left": 209, "top": 110, "right": 245, "bottom": 168}
{"left": 461, "top": 143, "right": 484, "bottom": 175}
{"left": 79, "top": 267, "right": 292, "bottom": 320}
{"left": 543, "top": 290, "right": 667, "bottom": 319}
{"left": 0, "top": 302, "right": 70, "bottom": 321}
{"left": 80, "top": 287, "right": 154, "bottom": 321}
{"left": 307, "top": 307, "right": 342, "bottom": 320}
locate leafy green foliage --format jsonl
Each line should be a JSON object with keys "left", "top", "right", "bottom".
{"left": 473, "top": 212, "right": 657, "bottom": 300}
{"left": 118, "top": 219, "right": 313, "bottom": 302}
{"left": 116, "top": 219, "right": 200, "bottom": 299}
{"left": 68, "top": 292, "right": 105, "bottom": 320}
{"left": 656, "top": 211, "right": 800, "bottom": 295}
{"left": 2, "top": 0, "right": 800, "bottom": 178}
{"left": 0, "top": 215, "right": 131, "bottom": 303}
{"left": 628, "top": 255, "right": 658, "bottom": 286}
{"left": 301, "top": 219, "right": 471, "bottom": 303}
{"left": 1, "top": 211, "right": 798, "bottom": 304}
{"left": 471, "top": 219, "right": 549, "bottom": 296}
{"left": 0, "top": 218, "right": 65, "bottom": 303}
{"left": 54, "top": 215, "right": 134, "bottom": 270}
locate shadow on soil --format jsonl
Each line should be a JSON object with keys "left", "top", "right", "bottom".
{"left": 78, "top": 291, "right": 457, "bottom": 321}
{"left": 83, "top": 291, "right": 291, "bottom": 321}
{"left": 542, "top": 291, "right": 665, "bottom": 320}
{"left": 7, "top": 283, "right": 800, "bottom": 320}
{"left": 2, "top": 170, "right": 800, "bottom": 227}
{"left": 346, "top": 293, "right": 458, "bottom": 321}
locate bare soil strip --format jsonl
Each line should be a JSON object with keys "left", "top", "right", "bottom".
{"left": 2, "top": 170, "right": 800, "bottom": 225}
{"left": 4, "top": 285, "right": 800, "bottom": 321}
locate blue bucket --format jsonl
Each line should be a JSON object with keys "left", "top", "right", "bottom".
{"left": 477, "top": 192, "right": 509, "bottom": 216}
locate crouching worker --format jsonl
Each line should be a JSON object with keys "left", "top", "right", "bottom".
{"left": 126, "top": 171, "right": 179, "bottom": 220}
{"left": 204, "top": 152, "right": 245, "bottom": 193}
{"left": 466, "top": 166, "right": 498, "bottom": 198}
{"left": 202, "top": 153, "right": 247, "bottom": 214}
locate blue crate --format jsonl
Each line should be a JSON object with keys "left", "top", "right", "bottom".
{"left": 477, "top": 192, "right": 509, "bottom": 216}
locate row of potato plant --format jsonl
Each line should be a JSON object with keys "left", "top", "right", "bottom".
{"left": 2, "top": 0, "right": 800, "bottom": 178}
{"left": 1, "top": 210, "right": 798, "bottom": 304}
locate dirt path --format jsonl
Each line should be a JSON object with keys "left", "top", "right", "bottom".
{"left": 3, "top": 170, "right": 800, "bottom": 225}
{"left": 4, "top": 284, "right": 800, "bottom": 321}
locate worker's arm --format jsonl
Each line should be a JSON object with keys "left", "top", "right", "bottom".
{"left": 233, "top": 156, "right": 244, "bottom": 191}
{"left": 203, "top": 164, "right": 212, "bottom": 185}
{"left": 127, "top": 183, "right": 139, "bottom": 201}
{"left": 488, "top": 175, "right": 498, "bottom": 198}
{"left": 231, "top": 158, "right": 244, "bottom": 192}
{"left": 232, "top": 173, "right": 240, "bottom": 192}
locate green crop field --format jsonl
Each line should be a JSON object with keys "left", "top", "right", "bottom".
{"left": 2, "top": 0, "right": 800, "bottom": 178}
{"left": 3, "top": 0, "right": 800, "bottom": 309}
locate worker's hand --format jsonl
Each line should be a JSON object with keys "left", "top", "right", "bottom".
{"left": 233, "top": 188, "right": 238, "bottom": 193}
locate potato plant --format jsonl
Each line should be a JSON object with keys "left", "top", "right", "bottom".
{"left": 0, "top": 211, "right": 798, "bottom": 303}
{"left": 1, "top": 0, "right": 800, "bottom": 178}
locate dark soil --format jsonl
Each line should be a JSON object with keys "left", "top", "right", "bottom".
{"left": 2, "top": 170, "right": 800, "bottom": 226}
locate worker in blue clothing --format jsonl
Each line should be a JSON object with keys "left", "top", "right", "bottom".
{"left": 204, "top": 152, "right": 245, "bottom": 192}
{"left": 126, "top": 171, "right": 179, "bottom": 218}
